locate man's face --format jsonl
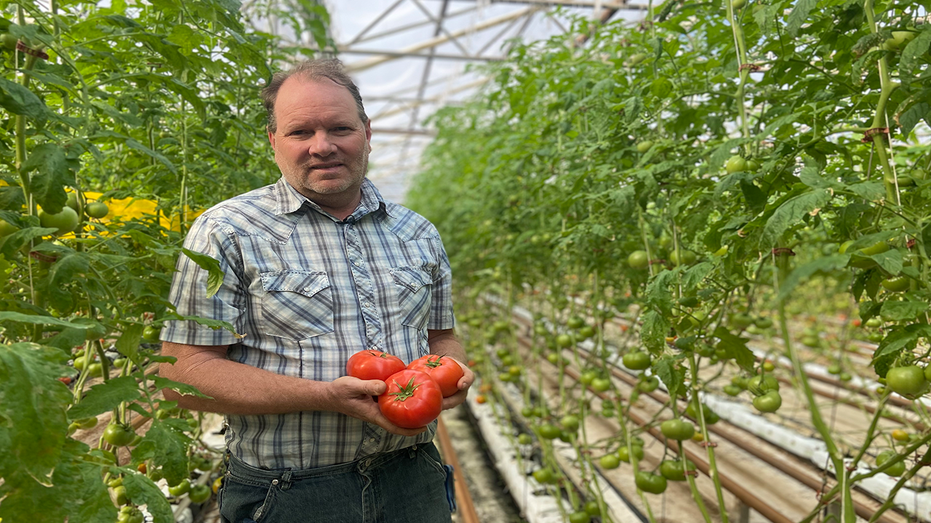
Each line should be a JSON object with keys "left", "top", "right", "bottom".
{"left": 268, "top": 77, "right": 372, "bottom": 208}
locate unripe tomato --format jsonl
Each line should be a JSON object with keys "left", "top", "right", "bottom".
{"left": 725, "top": 155, "right": 747, "bottom": 174}
{"left": 885, "top": 366, "right": 927, "bottom": 397}
{"left": 38, "top": 206, "right": 80, "bottom": 235}
{"left": 891, "top": 429, "right": 910, "bottom": 442}
{"left": 622, "top": 351, "right": 651, "bottom": 370}
{"left": 102, "top": 423, "right": 136, "bottom": 446}
{"left": 636, "top": 141, "right": 654, "bottom": 153}
{"left": 627, "top": 250, "right": 649, "bottom": 269}
{"left": 168, "top": 478, "right": 191, "bottom": 497}
{"left": 188, "top": 483, "right": 211, "bottom": 503}
{"left": 599, "top": 454, "right": 620, "bottom": 469}
{"left": 142, "top": 325, "right": 162, "bottom": 343}
{"left": 660, "top": 419, "right": 696, "bottom": 440}
{"left": 85, "top": 201, "right": 109, "bottom": 219}
{"left": 635, "top": 471, "right": 668, "bottom": 494}
{"left": 617, "top": 444, "right": 644, "bottom": 462}
{"left": 0, "top": 218, "right": 18, "bottom": 238}
{"left": 668, "top": 249, "right": 697, "bottom": 266}
{"left": 881, "top": 276, "right": 910, "bottom": 292}
{"left": 753, "top": 391, "right": 782, "bottom": 413}
{"left": 876, "top": 449, "right": 906, "bottom": 477}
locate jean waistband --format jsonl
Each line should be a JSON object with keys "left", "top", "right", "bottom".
{"left": 225, "top": 443, "right": 429, "bottom": 485}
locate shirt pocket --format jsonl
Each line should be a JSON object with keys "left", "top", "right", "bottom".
{"left": 260, "top": 270, "right": 334, "bottom": 340}
{"left": 390, "top": 266, "right": 433, "bottom": 329}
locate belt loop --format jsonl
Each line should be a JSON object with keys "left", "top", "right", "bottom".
{"left": 279, "top": 470, "right": 293, "bottom": 490}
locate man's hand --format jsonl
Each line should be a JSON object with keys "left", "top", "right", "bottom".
{"left": 441, "top": 358, "right": 475, "bottom": 411}
{"left": 327, "top": 376, "right": 427, "bottom": 436}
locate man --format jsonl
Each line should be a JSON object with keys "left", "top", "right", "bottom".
{"left": 159, "top": 58, "right": 472, "bottom": 523}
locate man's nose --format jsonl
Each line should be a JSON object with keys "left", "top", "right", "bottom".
{"left": 308, "top": 133, "right": 337, "bottom": 156}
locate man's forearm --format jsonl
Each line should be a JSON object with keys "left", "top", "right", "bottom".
{"left": 427, "top": 329, "right": 466, "bottom": 363}
{"left": 160, "top": 341, "right": 333, "bottom": 415}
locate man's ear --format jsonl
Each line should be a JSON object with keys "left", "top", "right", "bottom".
{"left": 268, "top": 129, "right": 276, "bottom": 148}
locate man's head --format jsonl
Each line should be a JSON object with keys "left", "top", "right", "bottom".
{"left": 262, "top": 58, "right": 368, "bottom": 134}
{"left": 264, "top": 59, "right": 372, "bottom": 215}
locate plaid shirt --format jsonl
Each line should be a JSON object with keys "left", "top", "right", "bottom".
{"left": 162, "top": 178, "right": 455, "bottom": 469}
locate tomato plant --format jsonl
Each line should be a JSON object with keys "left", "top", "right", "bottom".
{"left": 378, "top": 370, "right": 443, "bottom": 429}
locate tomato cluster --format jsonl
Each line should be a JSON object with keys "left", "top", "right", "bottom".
{"left": 346, "top": 350, "right": 465, "bottom": 429}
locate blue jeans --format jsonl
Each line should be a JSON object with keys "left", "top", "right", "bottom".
{"left": 218, "top": 443, "right": 454, "bottom": 523}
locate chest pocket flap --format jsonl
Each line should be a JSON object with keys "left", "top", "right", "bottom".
{"left": 260, "top": 270, "right": 333, "bottom": 340}
{"left": 390, "top": 266, "right": 433, "bottom": 329}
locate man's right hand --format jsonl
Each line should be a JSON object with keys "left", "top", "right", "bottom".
{"left": 327, "top": 376, "right": 428, "bottom": 437}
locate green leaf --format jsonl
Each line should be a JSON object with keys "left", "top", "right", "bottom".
{"left": 639, "top": 310, "right": 669, "bottom": 353}
{"left": 131, "top": 421, "right": 193, "bottom": 490}
{"left": 151, "top": 375, "right": 211, "bottom": 399}
{"left": 787, "top": 0, "right": 818, "bottom": 36}
{"left": 880, "top": 300, "right": 929, "bottom": 322}
{"left": 0, "top": 343, "right": 71, "bottom": 482}
{"left": 47, "top": 253, "right": 90, "bottom": 313}
{"left": 776, "top": 255, "right": 850, "bottom": 303}
{"left": 900, "top": 28, "right": 931, "bottom": 72}
{"left": 124, "top": 139, "right": 178, "bottom": 174}
{"left": 0, "top": 439, "right": 115, "bottom": 523}
{"left": 712, "top": 326, "right": 754, "bottom": 372}
{"left": 116, "top": 323, "right": 145, "bottom": 361}
{"left": 652, "top": 355, "right": 681, "bottom": 397}
{"left": 872, "top": 324, "right": 931, "bottom": 366}
{"left": 871, "top": 248, "right": 903, "bottom": 275}
{"left": 182, "top": 247, "right": 225, "bottom": 298}
{"left": 122, "top": 472, "right": 175, "bottom": 523}
{"left": 760, "top": 189, "right": 832, "bottom": 248}
{"left": 23, "top": 143, "right": 78, "bottom": 214}
{"left": 0, "top": 77, "right": 46, "bottom": 118}
{"left": 0, "top": 311, "right": 95, "bottom": 329}
{"left": 67, "top": 376, "right": 142, "bottom": 420}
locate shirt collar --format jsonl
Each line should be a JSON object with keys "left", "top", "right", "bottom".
{"left": 274, "top": 177, "right": 390, "bottom": 220}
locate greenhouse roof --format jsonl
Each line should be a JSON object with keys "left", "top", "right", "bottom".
{"left": 320, "top": 0, "right": 650, "bottom": 203}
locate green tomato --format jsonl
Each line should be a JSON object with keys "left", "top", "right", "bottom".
{"left": 599, "top": 454, "right": 621, "bottom": 469}
{"left": 731, "top": 0, "right": 747, "bottom": 8}
{"left": 876, "top": 449, "right": 906, "bottom": 477}
{"left": 617, "top": 444, "right": 644, "bottom": 462}
{"left": 102, "top": 423, "right": 136, "bottom": 447}
{"left": 533, "top": 467, "right": 559, "bottom": 484}
{"left": 142, "top": 324, "right": 162, "bottom": 342}
{"left": 636, "top": 141, "right": 654, "bottom": 153}
{"left": 538, "top": 423, "right": 562, "bottom": 440}
{"left": 0, "top": 218, "right": 18, "bottom": 238}
{"left": 189, "top": 483, "right": 212, "bottom": 503}
{"left": 168, "top": 478, "right": 191, "bottom": 497}
{"left": 591, "top": 377, "right": 612, "bottom": 392}
{"left": 881, "top": 276, "right": 910, "bottom": 292}
{"left": 38, "top": 206, "right": 80, "bottom": 235}
{"left": 628, "top": 250, "right": 649, "bottom": 269}
{"left": 668, "top": 249, "right": 697, "bottom": 266}
{"left": 639, "top": 375, "right": 660, "bottom": 393}
{"left": 659, "top": 459, "right": 695, "bottom": 481}
{"left": 568, "top": 512, "right": 591, "bottom": 523}
{"left": 635, "top": 471, "right": 668, "bottom": 494}
{"left": 723, "top": 384, "right": 742, "bottom": 396}
{"left": 885, "top": 366, "right": 927, "bottom": 397}
{"left": 85, "top": 201, "right": 109, "bottom": 219}
{"left": 560, "top": 414, "right": 581, "bottom": 433}
{"left": 622, "top": 351, "right": 651, "bottom": 370}
{"left": 752, "top": 391, "right": 782, "bottom": 413}
{"left": 660, "top": 419, "right": 695, "bottom": 440}
{"left": 747, "top": 374, "right": 779, "bottom": 395}
{"left": 725, "top": 155, "right": 748, "bottom": 174}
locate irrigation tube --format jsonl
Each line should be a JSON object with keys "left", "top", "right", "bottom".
{"left": 464, "top": 385, "right": 646, "bottom": 523}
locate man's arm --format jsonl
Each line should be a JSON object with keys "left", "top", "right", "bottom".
{"left": 159, "top": 341, "right": 425, "bottom": 436}
{"left": 427, "top": 329, "right": 474, "bottom": 410}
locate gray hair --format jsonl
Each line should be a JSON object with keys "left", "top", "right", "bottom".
{"left": 261, "top": 58, "right": 368, "bottom": 133}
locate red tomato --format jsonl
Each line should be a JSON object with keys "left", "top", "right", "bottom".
{"left": 407, "top": 355, "right": 464, "bottom": 397}
{"left": 378, "top": 370, "right": 443, "bottom": 428}
{"left": 346, "top": 350, "right": 406, "bottom": 382}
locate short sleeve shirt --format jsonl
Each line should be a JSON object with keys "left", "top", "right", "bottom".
{"left": 161, "top": 178, "right": 456, "bottom": 469}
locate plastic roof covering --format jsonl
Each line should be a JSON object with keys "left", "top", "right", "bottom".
{"left": 319, "top": 0, "right": 650, "bottom": 203}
